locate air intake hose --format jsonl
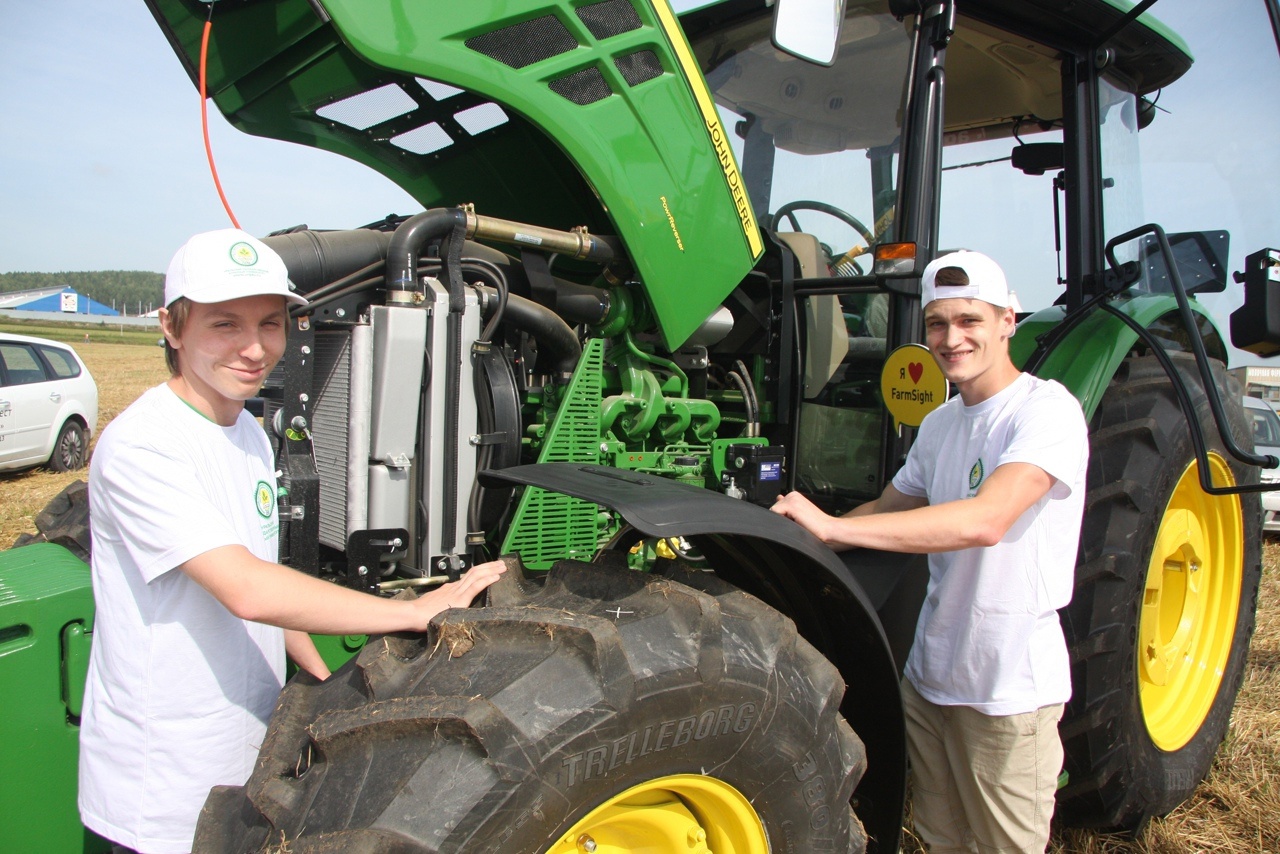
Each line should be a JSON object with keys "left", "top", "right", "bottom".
{"left": 261, "top": 229, "right": 392, "bottom": 293}
{"left": 475, "top": 286, "right": 581, "bottom": 378}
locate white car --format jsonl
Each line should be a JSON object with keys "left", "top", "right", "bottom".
{"left": 1243, "top": 396, "right": 1280, "bottom": 534}
{"left": 0, "top": 333, "right": 99, "bottom": 472}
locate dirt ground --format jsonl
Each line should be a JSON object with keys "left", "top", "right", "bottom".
{"left": 4, "top": 340, "right": 1278, "bottom": 852}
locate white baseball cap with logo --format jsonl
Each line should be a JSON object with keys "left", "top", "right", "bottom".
{"left": 920, "top": 250, "right": 1011, "bottom": 309}
{"left": 164, "top": 228, "right": 307, "bottom": 308}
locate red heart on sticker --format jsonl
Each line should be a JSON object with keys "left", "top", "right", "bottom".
{"left": 908, "top": 362, "right": 924, "bottom": 384}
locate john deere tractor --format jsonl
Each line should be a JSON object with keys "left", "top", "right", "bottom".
{"left": 7, "top": 1, "right": 1280, "bottom": 851}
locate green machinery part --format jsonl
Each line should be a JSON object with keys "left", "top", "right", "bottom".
{"left": 0, "top": 544, "right": 109, "bottom": 854}
{"left": 503, "top": 338, "right": 609, "bottom": 568}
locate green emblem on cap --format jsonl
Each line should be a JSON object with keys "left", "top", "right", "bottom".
{"left": 230, "top": 241, "right": 259, "bottom": 267}
{"left": 255, "top": 480, "right": 274, "bottom": 518}
{"left": 969, "top": 459, "right": 985, "bottom": 491}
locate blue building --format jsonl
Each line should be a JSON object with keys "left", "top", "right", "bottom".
{"left": 0, "top": 286, "right": 120, "bottom": 316}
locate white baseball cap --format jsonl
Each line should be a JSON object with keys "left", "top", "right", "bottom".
{"left": 921, "top": 250, "right": 1010, "bottom": 309}
{"left": 164, "top": 228, "right": 307, "bottom": 308}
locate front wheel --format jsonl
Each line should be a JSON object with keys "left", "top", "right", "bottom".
{"left": 196, "top": 558, "right": 867, "bottom": 852}
{"left": 1057, "top": 354, "right": 1261, "bottom": 831}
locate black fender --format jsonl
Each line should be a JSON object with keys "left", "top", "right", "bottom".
{"left": 479, "top": 463, "right": 909, "bottom": 854}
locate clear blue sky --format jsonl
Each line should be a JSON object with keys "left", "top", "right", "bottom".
{"left": 2, "top": 1, "right": 1277, "bottom": 365}
{"left": 0, "top": 0, "right": 417, "bottom": 276}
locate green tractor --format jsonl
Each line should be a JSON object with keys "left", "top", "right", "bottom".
{"left": 6, "top": 0, "right": 1280, "bottom": 851}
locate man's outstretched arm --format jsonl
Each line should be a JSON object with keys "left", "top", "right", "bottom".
{"left": 772, "top": 462, "right": 1055, "bottom": 553}
{"left": 180, "top": 548, "right": 506, "bottom": 635}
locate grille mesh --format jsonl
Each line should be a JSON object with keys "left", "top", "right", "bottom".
{"left": 312, "top": 331, "right": 352, "bottom": 550}
{"left": 614, "top": 50, "right": 662, "bottom": 87}
{"left": 549, "top": 67, "right": 612, "bottom": 105}
{"left": 465, "top": 15, "right": 578, "bottom": 70}
{"left": 502, "top": 339, "right": 606, "bottom": 568}
{"left": 576, "top": 0, "right": 642, "bottom": 40}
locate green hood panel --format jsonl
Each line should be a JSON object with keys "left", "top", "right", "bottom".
{"left": 145, "top": 0, "right": 762, "bottom": 349}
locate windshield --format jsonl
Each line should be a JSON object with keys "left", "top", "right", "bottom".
{"left": 697, "top": 5, "right": 911, "bottom": 265}
{"left": 691, "top": 4, "right": 913, "bottom": 504}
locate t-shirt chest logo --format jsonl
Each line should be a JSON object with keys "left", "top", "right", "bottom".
{"left": 968, "top": 458, "right": 985, "bottom": 493}
{"left": 254, "top": 481, "right": 274, "bottom": 518}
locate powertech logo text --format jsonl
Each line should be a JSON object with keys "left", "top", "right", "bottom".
{"left": 650, "top": 0, "right": 763, "bottom": 258}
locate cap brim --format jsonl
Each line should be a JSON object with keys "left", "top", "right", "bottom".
{"left": 179, "top": 284, "right": 308, "bottom": 307}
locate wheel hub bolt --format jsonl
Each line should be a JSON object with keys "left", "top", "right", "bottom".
{"left": 576, "top": 834, "right": 598, "bottom": 852}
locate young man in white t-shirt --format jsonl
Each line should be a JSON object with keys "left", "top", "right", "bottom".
{"left": 79, "top": 229, "right": 506, "bottom": 854}
{"left": 773, "top": 251, "right": 1088, "bottom": 853}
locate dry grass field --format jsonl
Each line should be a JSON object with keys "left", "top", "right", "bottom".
{"left": 3, "top": 339, "right": 1277, "bottom": 852}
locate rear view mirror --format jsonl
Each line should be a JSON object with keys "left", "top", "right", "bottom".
{"left": 774, "top": 0, "right": 846, "bottom": 66}
{"left": 1011, "top": 142, "right": 1064, "bottom": 176}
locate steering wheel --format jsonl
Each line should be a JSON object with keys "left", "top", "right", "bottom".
{"left": 769, "top": 201, "right": 876, "bottom": 276}
{"left": 769, "top": 200, "right": 876, "bottom": 248}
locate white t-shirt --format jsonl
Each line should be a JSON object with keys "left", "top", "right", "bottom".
{"left": 893, "top": 373, "right": 1088, "bottom": 716}
{"left": 79, "top": 384, "right": 285, "bottom": 853}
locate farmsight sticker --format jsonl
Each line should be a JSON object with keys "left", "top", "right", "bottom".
{"left": 881, "top": 344, "right": 948, "bottom": 427}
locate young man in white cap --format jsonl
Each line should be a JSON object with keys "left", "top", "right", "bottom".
{"left": 79, "top": 228, "right": 505, "bottom": 854}
{"left": 773, "top": 250, "right": 1089, "bottom": 853}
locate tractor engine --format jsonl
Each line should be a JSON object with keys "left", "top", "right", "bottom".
{"left": 258, "top": 209, "right": 777, "bottom": 593}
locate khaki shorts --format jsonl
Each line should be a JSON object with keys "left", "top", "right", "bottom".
{"left": 902, "top": 680, "right": 1064, "bottom": 853}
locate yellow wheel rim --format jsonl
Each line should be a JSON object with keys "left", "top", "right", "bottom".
{"left": 545, "top": 774, "right": 768, "bottom": 854}
{"left": 1138, "top": 453, "right": 1243, "bottom": 751}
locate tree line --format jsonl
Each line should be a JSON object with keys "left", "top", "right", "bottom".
{"left": 1, "top": 271, "right": 165, "bottom": 315}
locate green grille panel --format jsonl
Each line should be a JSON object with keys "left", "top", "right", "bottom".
{"left": 502, "top": 338, "right": 606, "bottom": 568}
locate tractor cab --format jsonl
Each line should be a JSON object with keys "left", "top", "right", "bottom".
{"left": 682, "top": 0, "right": 1272, "bottom": 511}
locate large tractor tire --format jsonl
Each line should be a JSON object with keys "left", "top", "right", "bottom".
{"left": 1057, "top": 354, "right": 1261, "bottom": 831}
{"left": 11, "top": 480, "right": 92, "bottom": 562}
{"left": 196, "top": 558, "right": 867, "bottom": 853}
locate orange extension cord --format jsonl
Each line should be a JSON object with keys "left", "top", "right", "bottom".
{"left": 200, "top": 12, "right": 240, "bottom": 228}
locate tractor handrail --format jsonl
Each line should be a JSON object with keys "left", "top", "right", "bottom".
{"left": 1103, "top": 223, "right": 1278, "bottom": 494}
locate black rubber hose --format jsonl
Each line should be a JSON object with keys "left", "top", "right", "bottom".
{"left": 475, "top": 286, "right": 581, "bottom": 377}
{"left": 385, "top": 209, "right": 468, "bottom": 293}
{"left": 554, "top": 284, "right": 611, "bottom": 326}
{"left": 262, "top": 229, "right": 392, "bottom": 293}
{"left": 458, "top": 241, "right": 611, "bottom": 325}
